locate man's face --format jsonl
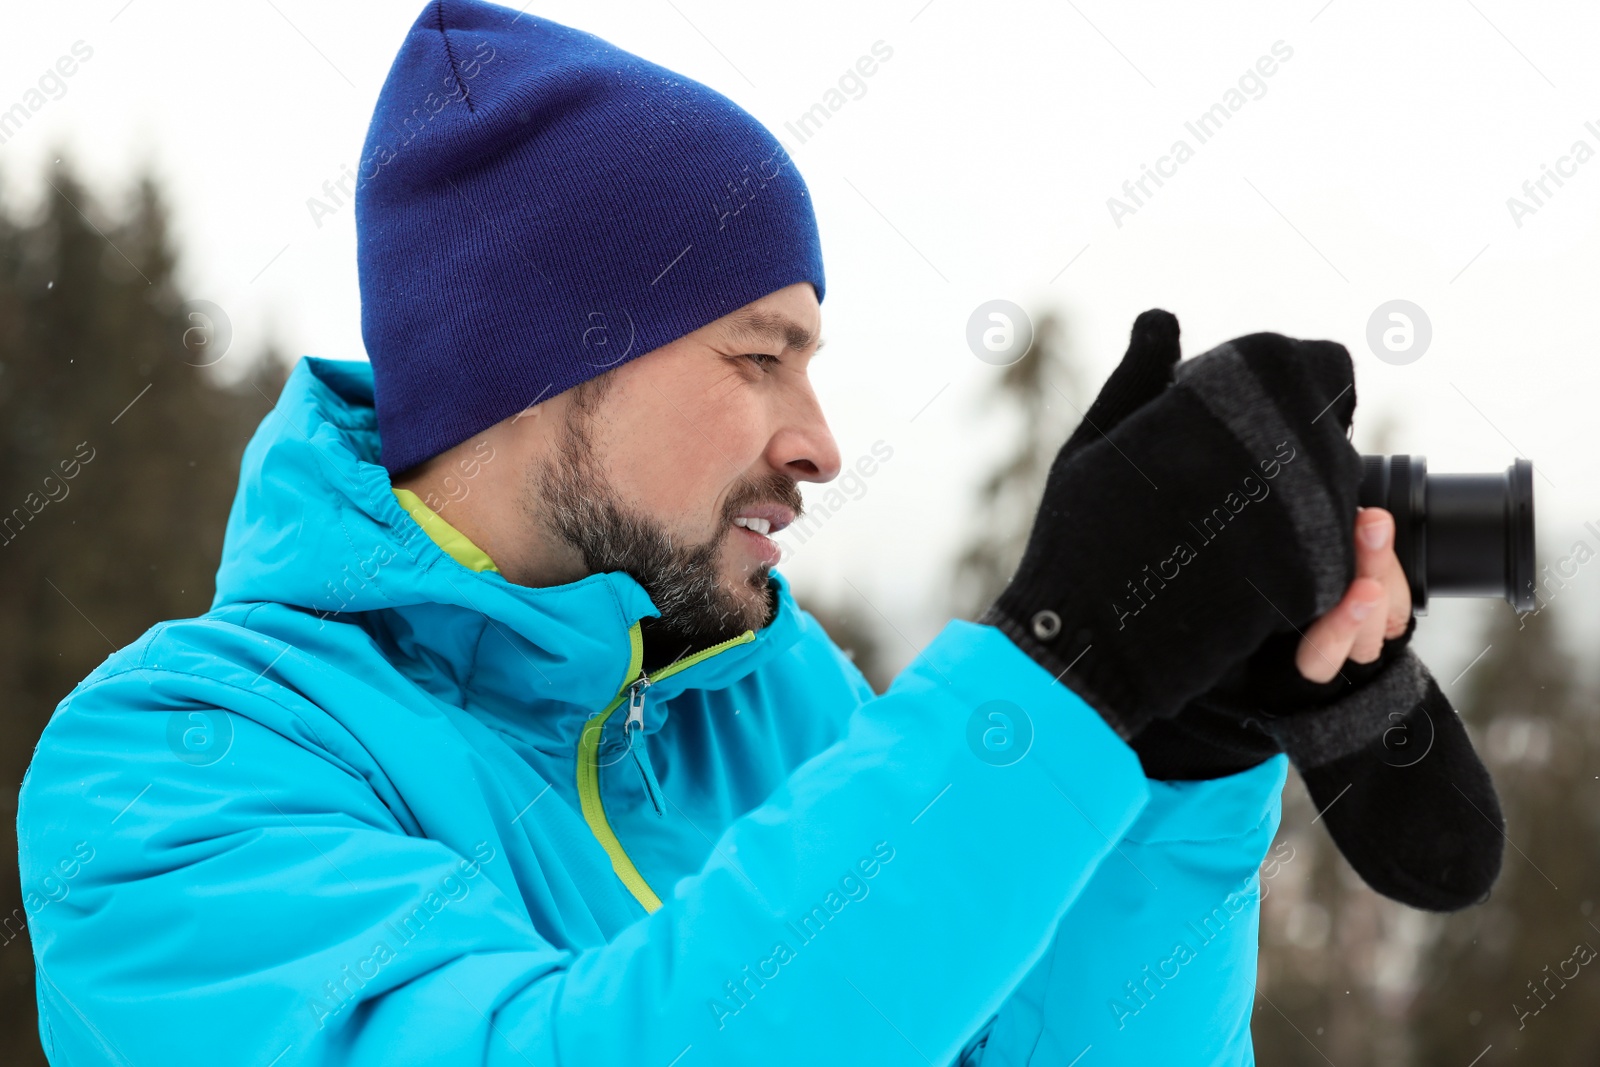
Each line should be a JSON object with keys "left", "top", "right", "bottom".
{"left": 526, "top": 281, "right": 841, "bottom": 650}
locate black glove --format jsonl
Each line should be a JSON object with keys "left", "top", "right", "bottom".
{"left": 979, "top": 309, "right": 1363, "bottom": 739}
{"left": 1035, "top": 309, "right": 1505, "bottom": 912}
{"left": 1142, "top": 626, "right": 1506, "bottom": 912}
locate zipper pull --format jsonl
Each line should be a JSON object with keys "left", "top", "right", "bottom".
{"left": 624, "top": 676, "right": 652, "bottom": 734}
{"left": 623, "top": 678, "right": 664, "bottom": 818}
{"left": 630, "top": 746, "right": 665, "bottom": 818}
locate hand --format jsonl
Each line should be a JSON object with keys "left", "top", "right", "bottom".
{"left": 1135, "top": 490, "right": 1506, "bottom": 913}
{"left": 991, "top": 307, "right": 1505, "bottom": 912}
{"left": 978, "top": 310, "right": 1365, "bottom": 739}
{"left": 1295, "top": 507, "right": 1411, "bottom": 682}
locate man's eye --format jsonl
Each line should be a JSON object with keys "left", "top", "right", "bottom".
{"left": 744, "top": 352, "right": 781, "bottom": 369}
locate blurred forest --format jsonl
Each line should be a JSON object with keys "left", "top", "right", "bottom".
{"left": 2, "top": 157, "right": 1598, "bottom": 1065}
{"left": 0, "top": 156, "right": 285, "bottom": 1064}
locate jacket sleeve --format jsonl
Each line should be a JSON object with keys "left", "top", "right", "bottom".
{"left": 964, "top": 755, "right": 1290, "bottom": 1067}
{"left": 19, "top": 620, "right": 1153, "bottom": 1067}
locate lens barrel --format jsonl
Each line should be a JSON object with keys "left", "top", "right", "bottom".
{"left": 1358, "top": 454, "right": 1536, "bottom": 613}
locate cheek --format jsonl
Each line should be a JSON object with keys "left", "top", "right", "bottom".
{"left": 610, "top": 389, "right": 767, "bottom": 519}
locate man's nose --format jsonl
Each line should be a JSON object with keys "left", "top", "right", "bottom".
{"left": 770, "top": 391, "right": 842, "bottom": 484}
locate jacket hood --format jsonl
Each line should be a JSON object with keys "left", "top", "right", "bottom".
{"left": 212, "top": 357, "right": 803, "bottom": 729}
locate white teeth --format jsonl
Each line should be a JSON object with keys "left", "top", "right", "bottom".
{"left": 733, "top": 516, "right": 772, "bottom": 535}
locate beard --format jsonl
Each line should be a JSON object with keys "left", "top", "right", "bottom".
{"left": 530, "top": 391, "right": 803, "bottom": 663}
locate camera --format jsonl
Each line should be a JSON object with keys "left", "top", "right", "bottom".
{"left": 1358, "top": 454, "right": 1536, "bottom": 613}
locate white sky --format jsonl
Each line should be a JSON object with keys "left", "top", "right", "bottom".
{"left": 5, "top": 0, "right": 1599, "bottom": 684}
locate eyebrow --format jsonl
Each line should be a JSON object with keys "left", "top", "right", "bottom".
{"left": 724, "top": 310, "right": 825, "bottom": 353}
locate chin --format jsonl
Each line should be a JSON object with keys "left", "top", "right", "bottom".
{"left": 721, "top": 566, "right": 776, "bottom": 630}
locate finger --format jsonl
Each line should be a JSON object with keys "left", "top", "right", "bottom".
{"left": 1346, "top": 577, "right": 1389, "bottom": 664}
{"left": 1381, "top": 568, "right": 1411, "bottom": 640}
{"left": 1296, "top": 577, "right": 1387, "bottom": 683}
{"left": 1354, "top": 507, "right": 1411, "bottom": 638}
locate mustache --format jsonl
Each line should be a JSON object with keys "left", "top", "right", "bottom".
{"left": 721, "top": 472, "right": 804, "bottom": 525}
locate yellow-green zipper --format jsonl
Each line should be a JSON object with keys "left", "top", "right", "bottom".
{"left": 576, "top": 623, "right": 756, "bottom": 913}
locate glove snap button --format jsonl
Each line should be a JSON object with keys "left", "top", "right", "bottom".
{"left": 1030, "top": 610, "right": 1062, "bottom": 641}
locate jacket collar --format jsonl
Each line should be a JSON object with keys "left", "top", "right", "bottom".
{"left": 212, "top": 357, "right": 803, "bottom": 746}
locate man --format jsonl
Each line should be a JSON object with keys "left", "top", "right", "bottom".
{"left": 17, "top": 2, "right": 1503, "bottom": 1064}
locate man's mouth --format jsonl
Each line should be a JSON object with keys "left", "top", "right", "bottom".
{"left": 728, "top": 504, "right": 796, "bottom": 568}
{"left": 730, "top": 504, "right": 796, "bottom": 536}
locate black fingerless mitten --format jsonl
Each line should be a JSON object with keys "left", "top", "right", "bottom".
{"left": 1295, "top": 671, "right": 1505, "bottom": 911}
{"left": 1139, "top": 615, "right": 1506, "bottom": 912}
{"left": 981, "top": 323, "right": 1363, "bottom": 740}
{"left": 1004, "top": 309, "right": 1507, "bottom": 913}
{"left": 1134, "top": 613, "right": 1421, "bottom": 781}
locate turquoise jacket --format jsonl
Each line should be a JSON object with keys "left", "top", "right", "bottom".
{"left": 17, "top": 357, "right": 1288, "bottom": 1065}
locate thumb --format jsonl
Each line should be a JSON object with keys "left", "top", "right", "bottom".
{"left": 1060, "top": 308, "right": 1182, "bottom": 460}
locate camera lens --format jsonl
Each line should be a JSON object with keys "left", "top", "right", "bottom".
{"left": 1358, "top": 454, "right": 1536, "bottom": 613}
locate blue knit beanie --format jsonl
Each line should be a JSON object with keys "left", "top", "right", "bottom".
{"left": 356, "top": 0, "right": 826, "bottom": 475}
